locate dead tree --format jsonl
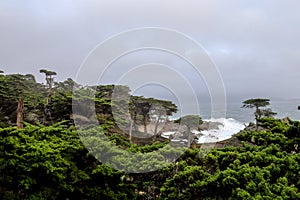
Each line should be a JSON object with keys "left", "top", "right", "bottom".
{"left": 16, "top": 99, "right": 24, "bottom": 129}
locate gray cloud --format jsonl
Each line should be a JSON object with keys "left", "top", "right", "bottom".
{"left": 1, "top": 0, "right": 300, "bottom": 103}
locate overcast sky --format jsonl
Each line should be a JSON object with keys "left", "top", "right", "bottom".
{"left": 1, "top": 0, "right": 300, "bottom": 104}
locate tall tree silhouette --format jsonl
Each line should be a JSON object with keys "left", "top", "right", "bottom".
{"left": 40, "top": 69, "right": 57, "bottom": 124}
{"left": 242, "top": 98, "right": 276, "bottom": 129}
{"left": 40, "top": 69, "right": 56, "bottom": 104}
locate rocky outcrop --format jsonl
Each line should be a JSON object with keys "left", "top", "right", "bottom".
{"left": 161, "top": 120, "right": 224, "bottom": 133}
{"left": 198, "top": 121, "right": 223, "bottom": 131}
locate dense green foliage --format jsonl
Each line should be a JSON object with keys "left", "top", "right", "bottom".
{"left": 0, "top": 73, "right": 299, "bottom": 199}
{"left": 160, "top": 118, "right": 300, "bottom": 199}
{"left": 1, "top": 118, "right": 299, "bottom": 199}
{"left": 0, "top": 74, "right": 46, "bottom": 126}
{"left": 0, "top": 122, "right": 137, "bottom": 199}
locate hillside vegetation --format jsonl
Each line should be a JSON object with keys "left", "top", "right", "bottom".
{"left": 0, "top": 73, "right": 299, "bottom": 199}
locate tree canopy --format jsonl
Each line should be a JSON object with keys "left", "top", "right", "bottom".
{"left": 1, "top": 117, "right": 299, "bottom": 199}
{"left": 242, "top": 98, "right": 276, "bottom": 127}
{"left": 242, "top": 98, "right": 270, "bottom": 109}
{"left": 39, "top": 69, "right": 57, "bottom": 76}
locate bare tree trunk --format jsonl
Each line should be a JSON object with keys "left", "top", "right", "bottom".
{"left": 152, "top": 114, "right": 163, "bottom": 143}
{"left": 16, "top": 99, "right": 24, "bottom": 129}
{"left": 255, "top": 106, "right": 259, "bottom": 130}
{"left": 47, "top": 89, "right": 51, "bottom": 104}
{"left": 255, "top": 116, "right": 258, "bottom": 131}
{"left": 46, "top": 77, "right": 53, "bottom": 104}
{"left": 129, "top": 120, "right": 133, "bottom": 143}
{"left": 154, "top": 114, "right": 161, "bottom": 137}
{"left": 143, "top": 114, "right": 148, "bottom": 134}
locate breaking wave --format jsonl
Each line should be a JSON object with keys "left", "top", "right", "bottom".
{"left": 196, "top": 118, "right": 245, "bottom": 143}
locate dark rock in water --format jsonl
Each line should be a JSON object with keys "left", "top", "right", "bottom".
{"left": 199, "top": 121, "right": 223, "bottom": 131}
{"left": 161, "top": 120, "right": 223, "bottom": 133}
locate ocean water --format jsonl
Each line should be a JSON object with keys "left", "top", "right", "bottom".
{"left": 197, "top": 100, "right": 300, "bottom": 123}
{"left": 164, "top": 100, "right": 300, "bottom": 143}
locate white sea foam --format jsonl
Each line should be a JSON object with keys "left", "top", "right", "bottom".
{"left": 196, "top": 118, "right": 245, "bottom": 143}
{"left": 161, "top": 118, "right": 245, "bottom": 144}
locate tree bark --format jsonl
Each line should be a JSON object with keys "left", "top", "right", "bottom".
{"left": 154, "top": 114, "right": 161, "bottom": 137}
{"left": 143, "top": 114, "right": 148, "bottom": 134}
{"left": 129, "top": 120, "right": 133, "bottom": 143}
{"left": 16, "top": 99, "right": 24, "bottom": 129}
